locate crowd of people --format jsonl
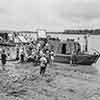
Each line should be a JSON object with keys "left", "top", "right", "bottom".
{"left": 0, "top": 39, "right": 55, "bottom": 76}
{"left": 0, "top": 36, "right": 83, "bottom": 76}
{"left": 15, "top": 40, "right": 55, "bottom": 76}
{"left": 0, "top": 34, "right": 56, "bottom": 78}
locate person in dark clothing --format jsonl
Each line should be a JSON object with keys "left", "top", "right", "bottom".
{"left": 7, "top": 47, "right": 10, "bottom": 57}
{"left": 1, "top": 49, "right": 7, "bottom": 70}
{"left": 20, "top": 50, "right": 25, "bottom": 63}
{"left": 75, "top": 42, "right": 81, "bottom": 55}
{"left": 16, "top": 47, "right": 19, "bottom": 60}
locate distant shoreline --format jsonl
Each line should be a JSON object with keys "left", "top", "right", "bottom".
{"left": 1, "top": 29, "right": 100, "bottom": 35}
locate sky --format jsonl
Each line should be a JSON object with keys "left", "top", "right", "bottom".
{"left": 0, "top": 0, "right": 99, "bottom": 31}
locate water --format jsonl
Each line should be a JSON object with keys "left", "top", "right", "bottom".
{"left": 48, "top": 33, "right": 100, "bottom": 73}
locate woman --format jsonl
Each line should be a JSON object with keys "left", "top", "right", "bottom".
{"left": 50, "top": 50, "right": 55, "bottom": 65}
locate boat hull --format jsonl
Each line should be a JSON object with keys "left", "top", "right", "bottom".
{"left": 54, "top": 54, "right": 100, "bottom": 65}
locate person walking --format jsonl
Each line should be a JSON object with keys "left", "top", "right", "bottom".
{"left": 40, "top": 54, "right": 48, "bottom": 77}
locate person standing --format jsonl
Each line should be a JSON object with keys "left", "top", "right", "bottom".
{"left": 45, "top": 50, "right": 50, "bottom": 64}
{"left": 16, "top": 45, "right": 19, "bottom": 61}
{"left": 1, "top": 49, "right": 7, "bottom": 70}
{"left": 70, "top": 46, "right": 76, "bottom": 66}
{"left": 20, "top": 50, "right": 25, "bottom": 63}
{"left": 6, "top": 47, "right": 10, "bottom": 57}
{"left": 50, "top": 50, "right": 55, "bottom": 65}
{"left": 19, "top": 47, "right": 25, "bottom": 63}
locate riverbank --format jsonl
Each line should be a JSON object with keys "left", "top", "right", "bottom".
{"left": 0, "top": 62, "right": 99, "bottom": 100}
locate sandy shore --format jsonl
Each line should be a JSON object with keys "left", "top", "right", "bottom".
{"left": 0, "top": 62, "right": 100, "bottom": 100}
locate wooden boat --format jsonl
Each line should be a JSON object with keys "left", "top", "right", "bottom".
{"left": 54, "top": 53, "right": 100, "bottom": 65}
{"left": 48, "top": 38, "right": 100, "bottom": 65}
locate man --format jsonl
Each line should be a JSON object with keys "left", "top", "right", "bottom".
{"left": 20, "top": 48, "right": 25, "bottom": 63}
{"left": 40, "top": 54, "right": 47, "bottom": 77}
{"left": 70, "top": 46, "right": 76, "bottom": 66}
{"left": 1, "top": 49, "right": 7, "bottom": 70}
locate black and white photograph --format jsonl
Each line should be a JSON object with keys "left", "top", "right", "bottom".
{"left": 0, "top": 0, "right": 100, "bottom": 100}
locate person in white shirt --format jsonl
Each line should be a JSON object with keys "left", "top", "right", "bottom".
{"left": 50, "top": 50, "right": 55, "bottom": 65}
{"left": 39, "top": 49, "right": 44, "bottom": 57}
{"left": 40, "top": 54, "right": 47, "bottom": 77}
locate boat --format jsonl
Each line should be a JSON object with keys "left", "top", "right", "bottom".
{"left": 54, "top": 53, "right": 100, "bottom": 65}
{"left": 48, "top": 37, "right": 100, "bottom": 65}
{"left": 0, "top": 42, "right": 15, "bottom": 47}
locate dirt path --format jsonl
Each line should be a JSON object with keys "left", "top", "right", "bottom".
{"left": 0, "top": 62, "right": 100, "bottom": 100}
